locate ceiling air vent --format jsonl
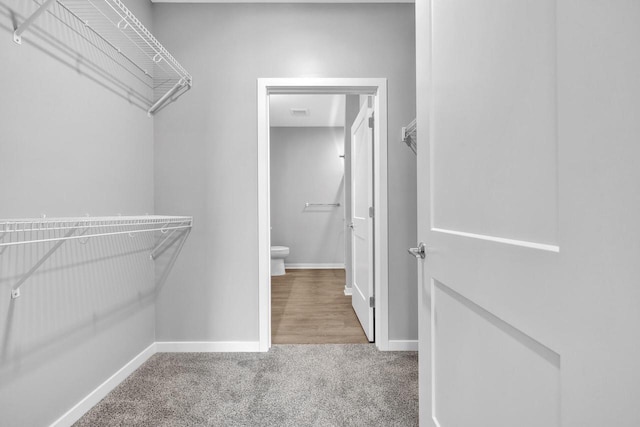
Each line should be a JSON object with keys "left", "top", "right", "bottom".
{"left": 290, "top": 108, "right": 310, "bottom": 117}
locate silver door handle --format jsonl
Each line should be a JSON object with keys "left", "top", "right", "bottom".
{"left": 408, "top": 242, "right": 426, "bottom": 259}
{"left": 349, "top": 222, "right": 354, "bottom": 229}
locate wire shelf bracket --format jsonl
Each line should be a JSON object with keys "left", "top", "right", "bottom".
{"left": 1, "top": 215, "right": 193, "bottom": 299}
{"left": 10, "top": 224, "right": 79, "bottom": 299}
{"left": 401, "top": 118, "right": 417, "bottom": 155}
{"left": 13, "top": 0, "right": 193, "bottom": 115}
{"left": 150, "top": 226, "right": 190, "bottom": 261}
{"left": 13, "top": 0, "right": 56, "bottom": 44}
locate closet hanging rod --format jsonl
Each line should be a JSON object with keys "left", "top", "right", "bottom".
{"left": 147, "top": 79, "right": 186, "bottom": 116}
{"left": 305, "top": 203, "right": 341, "bottom": 208}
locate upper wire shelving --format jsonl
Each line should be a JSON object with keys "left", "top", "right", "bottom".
{"left": 0, "top": 215, "right": 193, "bottom": 299}
{"left": 13, "top": 0, "right": 192, "bottom": 115}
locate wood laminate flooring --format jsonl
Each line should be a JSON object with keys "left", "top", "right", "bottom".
{"left": 271, "top": 269, "right": 369, "bottom": 344}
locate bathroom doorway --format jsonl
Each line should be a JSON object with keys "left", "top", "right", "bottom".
{"left": 257, "top": 78, "right": 389, "bottom": 351}
{"left": 268, "top": 93, "right": 365, "bottom": 344}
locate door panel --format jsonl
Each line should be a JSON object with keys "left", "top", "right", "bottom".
{"left": 431, "top": 0, "right": 558, "bottom": 246}
{"left": 433, "top": 280, "right": 560, "bottom": 427}
{"left": 351, "top": 102, "right": 374, "bottom": 342}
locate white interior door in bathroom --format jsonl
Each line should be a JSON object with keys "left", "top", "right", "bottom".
{"left": 350, "top": 101, "right": 374, "bottom": 342}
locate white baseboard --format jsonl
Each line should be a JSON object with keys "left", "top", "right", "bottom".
{"left": 387, "top": 340, "right": 419, "bottom": 351}
{"left": 50, "top": 342, "right": 157, "bottom": 427}
{"left": 344, "top": 286, "right": 353, "bottom": 296}
{"left": 155, "top": 341, "right": 261, "bottom": 352}
{"left": 50, "top": 340, "right": 260, "bottom": 426}
{"left": 285, "top": 263, "right": 345, "bottom": 269}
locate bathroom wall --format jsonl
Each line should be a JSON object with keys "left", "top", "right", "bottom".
{"left": 153, "top": 3, "right": 417, "bottom": 343}
{"left": 0, "top": 1, "right": 155, "bottom": 425}
{"left": 270, "top": 126, "right": 345, "bottom": 267}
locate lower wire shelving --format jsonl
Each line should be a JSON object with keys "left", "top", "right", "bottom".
{"left": 0, "top": 215, "right": 193, "bottom": 299}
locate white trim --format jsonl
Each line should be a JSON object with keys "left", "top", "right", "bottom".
{"left": 431, "top": 279, "right": 439, "bottom": 426}
{"left": 387, "top": 340, "right": 419, "bottom": 351}
{"left": 373, "top": 81, "right": 389, "bottom": 351}
{"left": 48, "top": 340, "right": 263, "bottom": 426}
{"left": 257, "top": 78, "right": 389, "bottom": 353}
{"left": 431, "top": 227, "right": 560, "bottom": 253}
{"left": 257, "top": 79, "right": 272, "bottom": 352}
{"left": 151, "top": 0, "right": 414, "bottom": 3}
{"left": 285, "top": 263, "right": 345, "bottom": 269}
{"left": 50, "top": 342, "right": 157, "bottom": 427}
{"left": 155, "top": 341, "right": 261, "bottom": 352}
{"left": 344, "top": 286, "right": 353, "bottom": 296}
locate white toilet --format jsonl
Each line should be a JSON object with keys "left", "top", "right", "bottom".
{"left": 270, "top": 246, "right": 289, "bottom": 276}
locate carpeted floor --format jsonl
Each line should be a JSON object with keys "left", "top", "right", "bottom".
{"left": 74, "top": 344, "right": 418, "bottom": 427}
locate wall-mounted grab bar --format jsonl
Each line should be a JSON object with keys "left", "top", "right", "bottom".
{"left": 305, "top": 203, "right": 341, "bottom": 208}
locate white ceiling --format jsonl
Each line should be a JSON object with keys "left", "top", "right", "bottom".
{"left": 269, "top": 94, "right": 345, "bottom": 127}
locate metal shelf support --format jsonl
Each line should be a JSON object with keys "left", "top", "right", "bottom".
{"left": 0, "top": 232, "right": 6, "bottom": 256}
{"left": 13, "top": 0, "right": 57, "bottom": 44}
{"left": 401, "top": 118, "right": 417, "bottom": 155}
{"left": 11, "top": 225, "right": 79, "bottom": 299}
{"left": 150, "top": 226, "right": 189, "bottom": 261}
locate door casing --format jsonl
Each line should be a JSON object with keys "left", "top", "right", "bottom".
{"left": 257, "top": 78, "right": 388, "bottom": 351}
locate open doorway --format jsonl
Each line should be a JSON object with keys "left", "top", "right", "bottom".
{"left": 257, "top": 78, "right": 389, "bottom": 351}
{"left": 268, "top": 93, "right": 366, "bottom": 344}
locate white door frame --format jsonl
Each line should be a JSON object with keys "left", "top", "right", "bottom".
{"left": 257, "top": 78, "right": 389, "bottom": 352}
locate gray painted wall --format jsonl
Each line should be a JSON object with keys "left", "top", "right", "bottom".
{"left": 153, "top": 3, "right": 417, "bottom": 342}
{"left": 270, "top": 127, "right": 345, "bottom": 266}
{"left": 0, "top": 4, "right": 416, "bottom": 424}
{"left": 0, "top": 1, "right": 155, "bottom": 425}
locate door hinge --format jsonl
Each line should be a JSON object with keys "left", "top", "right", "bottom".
{"left": 369, "top": 206, "right": 374, "bottom": 218}
{"left": 368, "top": 116, "right": 374, "bottom": 129}
{"left": 369, "top": 296, "right": 375, "bottom": 308}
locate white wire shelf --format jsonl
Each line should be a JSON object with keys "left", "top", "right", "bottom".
{"left": 0, "top": 215, "right": 192, "bottom": 243}
{"left": 1, "top": 215, "right": 193, "bottom": 299}
{"left": 14, "top": 0, "right": 192, "bottom": 115}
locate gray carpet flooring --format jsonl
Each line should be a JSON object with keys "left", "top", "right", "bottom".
{"left": 74, "top": 344, "right": 418, "bottom": 427}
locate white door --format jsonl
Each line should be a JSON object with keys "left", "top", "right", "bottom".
{"left": 351, "top": 101, "right": 374, "bottom": 342}
{"left": 416, "top": 1, "right": 640, "bottom": 426}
